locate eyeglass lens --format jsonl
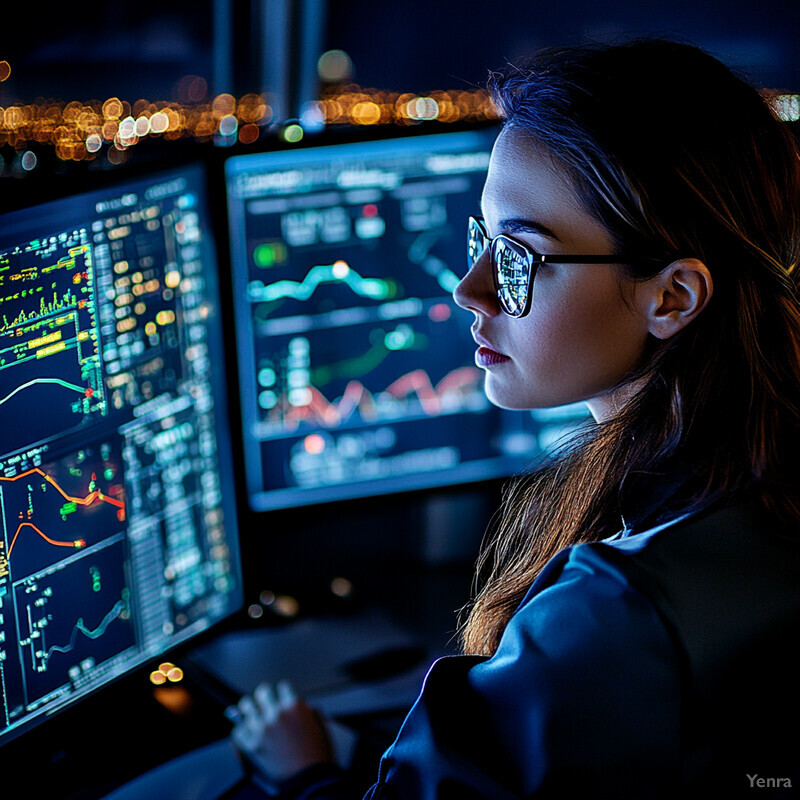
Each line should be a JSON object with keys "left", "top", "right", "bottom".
{"left": 467, "top": 218, "right": 532, "bottom": 318}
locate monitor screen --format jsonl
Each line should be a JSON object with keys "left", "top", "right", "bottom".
{"left": 226, "top": 130, "right": 588, "bottom": 511}
{"left": 0, "top": 164, "right": 242, "bottom": 745}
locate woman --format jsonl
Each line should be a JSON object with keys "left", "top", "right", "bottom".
{"left": 233, "top": 39, "right": 800, "bottom": 798}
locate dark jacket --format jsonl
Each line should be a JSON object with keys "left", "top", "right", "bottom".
{"left": 283, "top": 495, "right": 800, "bottom": 798}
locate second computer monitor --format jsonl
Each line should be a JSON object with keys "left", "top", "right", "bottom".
{"left": 226, "top": 129, "right": 584, "bottom": 511}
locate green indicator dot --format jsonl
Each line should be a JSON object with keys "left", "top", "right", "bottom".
{"left": 104, "top": 468, "right": 114, "bottom": 481}
{"left": 254, "top": 243, "right": 286, "bottom": 268}
{"left": 254, "top": 245, "right": 273, "bottom": 268}
{"left": 61, "top": 501, "right": 77, "bottom": 516}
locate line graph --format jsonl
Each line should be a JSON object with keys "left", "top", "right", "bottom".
{"left": 1, "top": 284, "right": 84, "bottom": 332}
{"left": 408, "top": 230, "right": 462, "bottom": 294}
{"left": 0, "top": 244, "right": 92, "bottom": 339}
{"left": 6, "top": 523, "right": 85, "bottom": 558}
{"left": 0, "top": 467, "right": 125, "bottom": 519}
{"left": 279, "top": 365, "right": 484, "bottom": 430}
{"left": 0, "top": 444, "right": 126, "bottom": 580}
{"left": 44, "top": 591, "right": 129, "bottom": 665}
{"left": 247, "top": 260, "right": 398, "bottom": 304}
{"left": 310, "top": 324, "right": 428, "bottom": 387}
{"left": 0, "top": 377, "right": 91, "bottom": 409}
{"left": 14, "top": 535, "right": 134, "bottom": 700}
{"left": 0, "top": 232, "right": 106, "bottom": 452}
{"left": 254, "top": 305, "right": 486, "bottom": 440}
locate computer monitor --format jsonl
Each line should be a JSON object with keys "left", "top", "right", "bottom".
{"left": 0, "top": 163, "right": 242, "bottom": 746}
{"left": 226, "top": 129, "right": 588, "bottom": 511}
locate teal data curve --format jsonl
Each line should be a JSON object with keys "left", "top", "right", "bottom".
{"left": 248, "top": 263, "right": 397, "bottom": 303}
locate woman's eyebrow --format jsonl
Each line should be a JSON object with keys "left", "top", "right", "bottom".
{"left": 498, "top": 217, "right": 561, "bottom": 242}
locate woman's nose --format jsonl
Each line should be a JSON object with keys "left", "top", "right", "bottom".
{"left": 453, "top": 249, "right": 501, "bottom": 317}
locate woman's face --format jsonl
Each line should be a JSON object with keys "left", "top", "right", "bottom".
{"left": 453, "top": 128, "right": 651, "bottom": 420}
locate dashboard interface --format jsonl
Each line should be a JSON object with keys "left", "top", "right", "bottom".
{"left": 227, "top": 130, "right": 587, "bottom": 510}
{"left": 0, "top": 165, "right": 241, "bottom": 744}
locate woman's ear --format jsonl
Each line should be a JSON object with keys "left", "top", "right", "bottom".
{"left": 644, "top": 258, "right": 713, "bottom": 340}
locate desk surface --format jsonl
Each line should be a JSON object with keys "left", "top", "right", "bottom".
{"left": 4, "top": 563, "right": 472, "bottom": 799}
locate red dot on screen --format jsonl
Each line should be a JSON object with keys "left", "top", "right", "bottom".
{"left": 363, "top": 204, "right": 378, "bottom": 218}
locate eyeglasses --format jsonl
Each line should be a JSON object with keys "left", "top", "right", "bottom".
{"left": 467, "top": 216, "right": 660, "bottom": 318}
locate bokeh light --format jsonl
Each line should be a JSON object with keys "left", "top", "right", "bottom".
{"left": 0, "top": 85, "right": 499, "bottom": 165}
{"left": 238, "top": 123, "right": 260, "bottom": 144}
{"left": 20, "top": 151, "right": 37, "bottom": 171}
{"left": 330, "top": 577, "right": 354, "bottom": 598}
{"left": 318, "top": 49, "right": 353, "bottom": 83}
{"left": 149, "top": 661, "right": 184, "bottom": 685}
{"left": 247, "top": 603, "right": 264, "bottom": 619}
{"left": 219, "top": 114, "right": 238, "bottom": 137}
{"left": 273, "top": 595, "right": 300, "bottom": 617}
{"left": 175, "top": 75, "right": 208, "bottom": 103}
{"left": 283, "top": 123, "right": 304, "bottom": 142}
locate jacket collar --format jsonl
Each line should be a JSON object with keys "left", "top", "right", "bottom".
{"left": 615, "top": 466, "right": 722, "bottom": 538}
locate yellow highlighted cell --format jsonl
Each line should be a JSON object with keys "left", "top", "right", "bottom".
{"left": 28, "top": 330, "right": 62, "bottom": 349}
{"left": 36, "top": 342, "right": 66, "bottom": 359}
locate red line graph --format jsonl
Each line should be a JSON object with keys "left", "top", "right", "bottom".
{"left": 0, "top": 468, "right": 125, "bottom": 514}
{"left": 283, "top": 366, "right": 483, "bottom": 428}
{"left": 0, "top": 468, "right": 126, "bottom": 558}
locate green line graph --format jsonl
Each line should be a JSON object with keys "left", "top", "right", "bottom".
{"left": 0, "top": 377, "right": 87, "bottom": 409}
{"left": 47, "top": 592, "right": 129, "bottom": 663}
{"left": 247, "top": 261, "right": 397, "bottom": 304}
{"left": 311, "top": 324, "right": 428, "bottom": 386}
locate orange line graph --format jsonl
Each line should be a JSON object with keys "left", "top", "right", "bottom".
{"left": 0, "top": 468, "right": 125, "bottom": 514}
{"left": 0, "top": 467, "right": 125, "bottom": 558}
{"left": 7, "top": 522, "right": 85, "bottom": 557}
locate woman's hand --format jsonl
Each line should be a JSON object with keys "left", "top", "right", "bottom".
{"left": 231, "top": 680, "right": 334, "bottom": 782}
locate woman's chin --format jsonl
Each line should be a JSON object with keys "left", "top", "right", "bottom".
{"left": 484, "top": 382, "right": 546, "bottom": 411}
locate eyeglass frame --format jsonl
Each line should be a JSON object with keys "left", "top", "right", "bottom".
{"left": 467, "top": 215, "right": 663, "bottom": 318}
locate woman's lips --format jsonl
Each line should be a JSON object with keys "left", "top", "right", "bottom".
{"left": 476, "top": 345, "right": 511, "bottom": 367}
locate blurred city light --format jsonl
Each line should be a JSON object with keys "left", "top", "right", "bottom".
{"left": 318, "top": 49, "right": 354, "bottom": 83}
{"left": 282, "top": 122, "right": 305, "bottom": 142}
{"left": 0, "top": 82, "right": 499, "bottom": 165}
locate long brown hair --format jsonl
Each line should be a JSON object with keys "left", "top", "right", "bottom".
{"left": 460, "top": 39, "right": 800, "bottom": 656}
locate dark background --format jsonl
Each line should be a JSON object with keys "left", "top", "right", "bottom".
{"left": 2, "top": 0, "right": 798, "bottom": 105}
{"left": 2, "top": 3, "right": 799, "bottom": 795}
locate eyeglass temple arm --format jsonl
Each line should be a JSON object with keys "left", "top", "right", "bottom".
{"left": 538, "top": 254, "right": 662, "bottom": 265}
